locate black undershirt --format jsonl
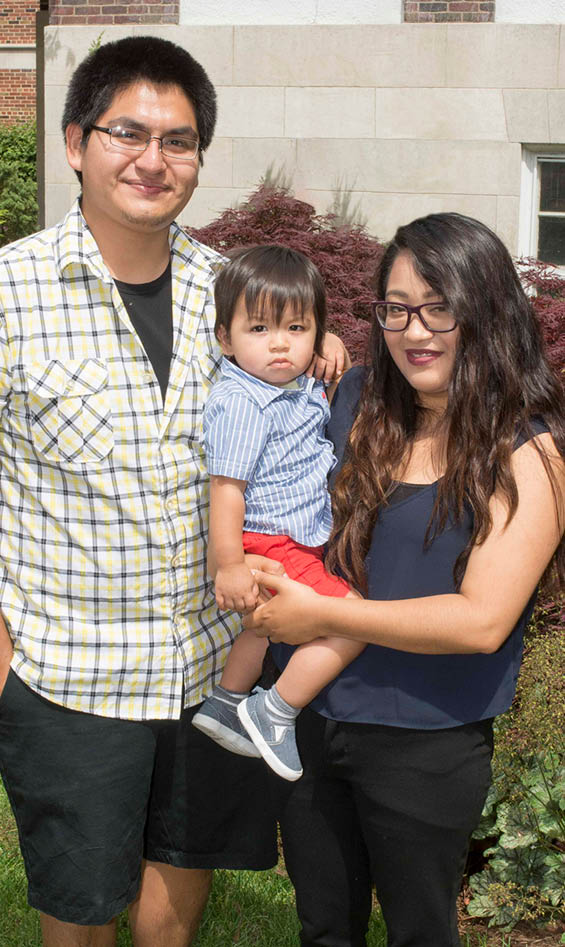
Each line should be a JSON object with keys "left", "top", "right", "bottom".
{"left": 389, "top": 481, "right": 428, "bottom": 504}
{"left": 114, "top": 262, "right": 173, "bottom": 400}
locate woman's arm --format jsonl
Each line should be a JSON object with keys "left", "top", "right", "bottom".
{"left": 208, "top": 474, "right": 259, "bottom": 612}
{"left": 245, "top": 434, "right": 565, "bottom": 654}
{"left": 308, "top": 331, "right": 351, "bottom": 385}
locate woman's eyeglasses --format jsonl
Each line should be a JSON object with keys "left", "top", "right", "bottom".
{"left": 372, "top": 301, "right": 457, "bottom": 333}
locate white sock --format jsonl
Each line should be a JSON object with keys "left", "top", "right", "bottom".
{"left": 214, "top": 684, "right": 248, "bottom": 704}
{"left": 264, "top": 684, "right": 300, "bottom": 723}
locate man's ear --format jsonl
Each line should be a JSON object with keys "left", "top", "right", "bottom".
{"left": 65, "top": 123, "right": 86, "bottom": 173}
{"left": 216, "top": 326, "right": 233, "bottom": 356}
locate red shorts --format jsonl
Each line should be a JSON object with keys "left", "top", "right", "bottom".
{"left": 242, "top": 531, "right": 350, "bottom": 598}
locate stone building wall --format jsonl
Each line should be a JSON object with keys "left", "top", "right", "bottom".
{"left": 44, "top": 21, "right": 565, "bottom": 255}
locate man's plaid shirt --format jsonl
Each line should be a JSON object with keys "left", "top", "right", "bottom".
{"left": 0, "top": 201, "right": 240, "bottom": 719}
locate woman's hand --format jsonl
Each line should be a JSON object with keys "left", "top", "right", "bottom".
{"left": 243, "top": 570, "right": 324, "bottom": 643}
{"left": 243, "top": 555, "right": 286, "bottom": 604}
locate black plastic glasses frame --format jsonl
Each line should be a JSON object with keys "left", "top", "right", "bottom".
{"left": 89, "top": 124, "right": 200, "bottom": 160}
{"left": 371, "top": 301, "right": 457, "bottom": 333}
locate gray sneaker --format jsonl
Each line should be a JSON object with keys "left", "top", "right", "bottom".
{"left": 237, "top": 687, "right": 303, "bottom": 781}
{"left": 193, "top": 693, "right": 261, "bottom": 758}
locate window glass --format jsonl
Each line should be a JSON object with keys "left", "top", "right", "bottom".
{"left": 536, "top": 159, "right": 565, "bottom": 266}
{"left": 539, "top": 161, "right": 565, "bottom": 213}
{"left": 538, "top": 217, "right": 565, "bottom": 266}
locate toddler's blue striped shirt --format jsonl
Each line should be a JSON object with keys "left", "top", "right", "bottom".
{"left": 203, "top": 359, "right": 335, "bottom": 546}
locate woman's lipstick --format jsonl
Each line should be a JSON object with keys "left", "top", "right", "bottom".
{"left": 405, "top": 349, "right": 441, "bottom": 366}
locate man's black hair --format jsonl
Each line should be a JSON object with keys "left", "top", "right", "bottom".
{"left": 62, "top": 35, "right": 216, "bottom": 164}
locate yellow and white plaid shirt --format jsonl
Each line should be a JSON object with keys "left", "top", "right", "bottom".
{"left": 0, "top": 201, "right": 240, "bottom": 719}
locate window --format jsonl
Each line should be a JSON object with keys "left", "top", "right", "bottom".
{"left": 520, "top": 150, "right": 565, "bottom": 268}
{"left": 537, "top": 159, "right": 565, "bottom": 265}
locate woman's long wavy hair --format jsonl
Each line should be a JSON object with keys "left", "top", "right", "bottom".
{"left": 327, "top": 213, "right": 565, "bottom": 595}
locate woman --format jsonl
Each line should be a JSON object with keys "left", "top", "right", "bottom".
{"left": 244, "top": 213, "right": 565, "bottom": 947}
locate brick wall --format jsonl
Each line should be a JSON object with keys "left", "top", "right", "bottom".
{"left": 49, "top": 1, "right": 179, "bottom": 26}
{"left": 0, "top": 0, "right": 38, "bottom": 45}
{"left": 0, "top": 69, "right": 36, "bottom": 123}
{"left": 403, "top": 1, "right": 495, "bottom": 21}
{"left": 1, "top": 0, "right": 39, "bottom": 125}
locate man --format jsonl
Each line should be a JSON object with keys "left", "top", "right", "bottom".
{"left": 0, "top": 35, "right": 348, "bottom": 947}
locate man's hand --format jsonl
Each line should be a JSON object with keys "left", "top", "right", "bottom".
{"left": 0, "top": 613, "right": 13, "bottom": 698}
{"left": 215, "top": 563, "right": 259, "bottom": 613}
{"left": 307, "top": 331, "right": 351, "bottom": 385}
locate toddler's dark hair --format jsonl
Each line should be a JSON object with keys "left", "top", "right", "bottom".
{"left": 214, "top": 245, "right": 326, "bottom": 355}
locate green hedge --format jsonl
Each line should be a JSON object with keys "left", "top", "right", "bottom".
{"left": 0, "top": 121, "right": 38, "bottom": 248}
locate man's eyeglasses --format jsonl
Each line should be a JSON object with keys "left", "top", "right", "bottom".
{"left": 90, "top": 125, "right": 200, "bottom": 160}
{"left": 372, "top": 301, "right": 457, "bottom": 333}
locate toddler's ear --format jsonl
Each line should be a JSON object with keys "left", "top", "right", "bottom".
{"left": 217, "top": 326, "right": 233, "bottom": 357}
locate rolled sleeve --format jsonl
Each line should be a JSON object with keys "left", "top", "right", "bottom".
{"left": 204, "top": 393, "right": 271, "bottom": 482}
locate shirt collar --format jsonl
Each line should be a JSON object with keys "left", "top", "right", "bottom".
{"left": 220, "top": 357, "right": 315, "bottom": 408}
{"left": 54, "top": 199, "right": 225, "bottom": 287}
{"left": 54, "top": 200, "right": 111, "bottom": 282}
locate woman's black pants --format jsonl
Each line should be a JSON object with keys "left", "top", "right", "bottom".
{"left": 278, "top": 708, "right": 493, "bottom": 947}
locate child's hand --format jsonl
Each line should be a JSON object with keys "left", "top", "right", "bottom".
{"left": 244, "top": 554, "right": 286, "bottom": 603}
{"left": 307, "top": 331, "right": 351, "bottom": 384}
{"left": 215, "top": 563, "right": 259, "bottom": 613}
{"left": 243, "top": 570, "right": 321, "bottom": 643}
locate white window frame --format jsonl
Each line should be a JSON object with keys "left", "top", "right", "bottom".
{"left": 519, "top": 148, "right": 565, "bottom": 272}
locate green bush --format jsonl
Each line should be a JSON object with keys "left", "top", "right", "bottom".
{"left": 0, "top": 122, "right": 38, "bottom": 247}
{"left": 467, "top": 613, "right": 565, "bottom": 929}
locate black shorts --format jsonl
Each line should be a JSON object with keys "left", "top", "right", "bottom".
{"left": 0, "top": 670, "right": 277, "bottom": 926}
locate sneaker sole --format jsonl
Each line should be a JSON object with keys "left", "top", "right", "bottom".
{"left": 237, "top": 701, "right": 303, "bottom": 781}
{"left": 192, "top": 711, "right": 261, "bottom": 758}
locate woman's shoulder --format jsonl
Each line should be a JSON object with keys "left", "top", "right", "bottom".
{"left": 335, "top": 364, "right": 366, "bottom": 399}
{"left": 326, "top": 365, "right": 366, "bottom": 471}
{"left": 514, "top": 416, "right": 549, "bottom": 451}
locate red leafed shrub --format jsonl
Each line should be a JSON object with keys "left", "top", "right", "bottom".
{"left": 189, "top": 186, "right": 565, "bottom": 375}
{"left": 188, "top": 185, "right": 382, "bottom": 364}
{"left": 516, "top": 259, "right": 565, "bottom": 378}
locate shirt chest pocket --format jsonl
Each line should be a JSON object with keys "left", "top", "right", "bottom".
{"left": 21, "top": 359, "right": 114, "bottom": 465}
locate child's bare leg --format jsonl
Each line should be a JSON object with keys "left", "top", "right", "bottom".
{"left": 275, "top": 638, "right": 364, "bottom": 708}
{"left": 275, "top": 590, "right": 363, "bottom": 707}
{"left": 237, "top": 591, "right": 363, "bottom": 781}
{"left": 220, "top": 628, "right": 269, "bottom": 693}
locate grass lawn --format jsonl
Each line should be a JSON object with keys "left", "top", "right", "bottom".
{"left": 1, "top": 777, "right": 521, "bottom": 946}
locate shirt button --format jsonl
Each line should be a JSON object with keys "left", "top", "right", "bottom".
{"left": 144, "top": 370, "right": 153, "bottom": 384}
{"left": 171, "top": 554, "right": 183, "bottom": 567}
{"left": 166, "top": 497, "right": 176, "bottom": 512}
